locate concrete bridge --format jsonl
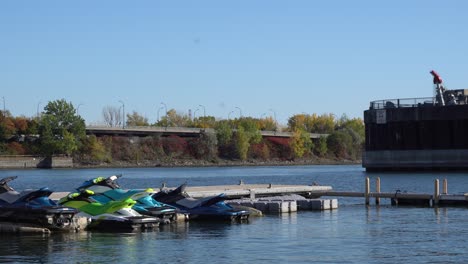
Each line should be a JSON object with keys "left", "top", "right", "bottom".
{"left": 86, "top": 126, "right": 328, "bottom": 139}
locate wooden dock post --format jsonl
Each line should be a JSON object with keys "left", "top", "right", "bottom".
{"left": 365, "top": 177, "right": 370, "bottom": 205}
{"left": 375, "top": 177, "right": 381, "bottom": 205}
{"left": 442, "top": 178, "right": 448, "bottom": 195}
{"left": 434, "top": 179, "right": 440, "bottom": 206}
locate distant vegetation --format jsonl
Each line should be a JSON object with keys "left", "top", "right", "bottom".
{"left": 0, "top": 99, "right": 364, "bottom": 166}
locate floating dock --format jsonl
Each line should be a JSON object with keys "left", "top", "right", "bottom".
{"left": 321, "top": 177, "right": 468, "bottom": 207}
{"left": 51, "top": 184, "right": 332, "bottom": 201}
{"left": 228, "top": 194, "right": 338, "bottom": 213}
{"left": 50, "top": 178, "right": 468, "bottom": 214}
{"left": 174, "top": 184, "right": 332, "bottom": 199}
{"left": 180, "top": 184, "right": 337, "bottom": 214}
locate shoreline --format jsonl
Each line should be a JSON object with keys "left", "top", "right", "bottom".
{"left": 74, "top": 157, "right": 362, "bottom": 169}
{"left": 0, "top": 155, "right": 361, "bottom": 170}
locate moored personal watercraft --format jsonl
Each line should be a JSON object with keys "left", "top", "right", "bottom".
{"left": 59, "top": 189, "right": 160, "bottom": 231}
{"left": 0, "top": 176, "right": 79, "bottom": 232}
{"left": 76, "top": 175, "right": 178, "bottom": 224}
{"left": 153, "top": 183, "right": 249, "bottom": 222}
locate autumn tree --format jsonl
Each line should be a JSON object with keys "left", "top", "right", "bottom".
{"left": 155, "top": 109, "right": 191, "bottom": 127}
{"left": 289, "top": 129, "right": 313, "bottom": 159}
{"left": 126, "top": 111, "right": 149, "bottom": 126}
{"left": 287, "top": 114, "right": 308, "bottom": 132}
{"left": 288, "top": 113, "right": 335, "bottom": 133}
{"left": 0, "top": 110, "right": 16, "bottom": 141}
{"left": 13, "top": 117, "right": 29, "bottom": 134}
{"left": 191, "top": 116, "right": 216, "bottom": 128}
{"left": 257, "top": 116, "right": 277, "bottom": 131}
{"left": 78, "top": 135, "right": 111, "bottom": 164}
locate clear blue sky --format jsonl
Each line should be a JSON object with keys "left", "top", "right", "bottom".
{"left": 1, "top": 1, "right": 467, "bottom": 126}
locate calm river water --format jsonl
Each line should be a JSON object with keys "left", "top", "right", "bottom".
{"left": 1, "top": 165, "right": 468, "bottom": 263}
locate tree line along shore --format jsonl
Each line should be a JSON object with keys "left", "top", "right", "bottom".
{"left": 0, "top": 99, "right": 364, "bottom": 168}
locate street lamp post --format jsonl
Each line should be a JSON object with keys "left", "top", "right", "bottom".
{"left": 157, "top": 106, "right": 164, "bottom": 123}
{"left": 119, "top": 100, "right": 125, "bottom": 129}
{"left": 228, "top": 111, "right": 234, "bottom": 119}
{"left": 269, "top": 109, "right": 277, "bottom": 122}
{"left": 161, "top": 102, "right": 168, "bottom": 127}
{"left": 198, "top": 104, "right": 206, "bottom": 117}
{"left": 77, "top": 103, "right": 83, "bottom": 116}
{"left": 161, "top": 102, "right": 167, "bottom": 116}
{"left": 193, "top": 108, "right": 200, "bottom": 120}
{"left": 37, "top": 101, "right": 42, "bottom": 119}
{"left": 235, "top": 106, "right": 242, "bottom": 117}
{"left": 269, "top": 108, "right": 277, "bottom": 131}
{"left": 2, "top": 97, "right": 5, "bottom": 113}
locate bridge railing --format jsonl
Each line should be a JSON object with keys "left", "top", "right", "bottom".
{"left": 87, "top": 125, "right": 214, "bottom": 133}
{"left": 369, "top": 97, "right": 435, "bottom": 110}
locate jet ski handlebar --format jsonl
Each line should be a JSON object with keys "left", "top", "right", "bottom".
{"left": 0, "top": 176, "right": 18, "bottom": 191}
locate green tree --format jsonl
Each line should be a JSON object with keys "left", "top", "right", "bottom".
{"left": 337, "top": 115, "right": 365, "bottom": 138}
{"left": 314, "top": 136, "right": 328, "bottom": 157}
{"left": 237, "top": 117, "right": 262, "bottom": 144}
{"left": 335, "top": 115, "right": 365, "bottom": 159}
{"left": 231, "top": 118, "right": 262, "bottom": 160}
{"left": 126, "top": 111, "right": 149, "bottom": 126}
{"left": 326, "top": 130, "right": 353, "bottom": 158}
{"left": 235, "top": 126, "right": 250, "bottom": 160}
{"left": 215, "top": 121, "right": 233, "bottom": 147}
{"left": 26, "top": 119, "right": 39, "bottom": 135}
{"left": 38, "top": 99, "right": 86, "bottom": 157}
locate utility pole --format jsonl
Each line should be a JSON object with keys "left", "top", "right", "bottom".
{"left": 119, "top": 100, "right": 125, "bottom": 128}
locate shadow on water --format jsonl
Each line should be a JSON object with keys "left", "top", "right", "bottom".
{"left": 0, "top": 232, "right": 97, "bottom": 263}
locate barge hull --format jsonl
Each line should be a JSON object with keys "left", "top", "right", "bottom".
{"left": 363, "top": 103, "right": 468, "bottom": 171}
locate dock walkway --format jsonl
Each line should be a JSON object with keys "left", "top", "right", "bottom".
{"left": 50, "top": 184, "right": 336, "bottom": 214}
{"left": 50, "top": 178, "right": 468, "bottom": 213}
{"left": 321, "top": 177, "right": 468, "bottom": 207}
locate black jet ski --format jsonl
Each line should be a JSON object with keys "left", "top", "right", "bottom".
{"left": 153, "top": 183, "right": 249, "bottom": 222}
{"left": 0, "top": 176, "right": 79, "bottom": 232}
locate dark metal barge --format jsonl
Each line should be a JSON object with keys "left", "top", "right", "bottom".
{"left": 363, "top": 71, "right": 468, "bottom": 171}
